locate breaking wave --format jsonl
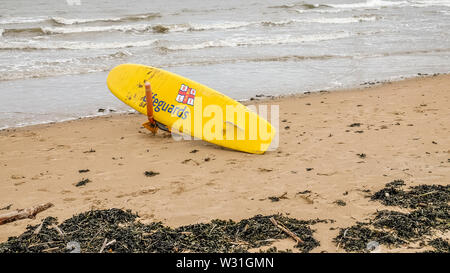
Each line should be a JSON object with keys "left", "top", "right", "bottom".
{"left": 0, "top": 13, "right": 161, "bottom": 25}
{"left": 0, "top": 51, "right": 132, "bottom": 81}
{"left": 328, "top": 0, "right": 409, "bottom": 9}
{"left": 164, "top": 32, "right": 353, "bottom": 50}
{"left": 1, "top": 16, "right": 378, "bottom": 38}
{"left": 410, "top": 0, "right": 450, "bottom": 7}
{"left": 269, "top": 3, "right": 332, "bottom": 9}
{"left": 1, "top": 27, "right": 46, "bottom": 36}
{"left": 261, "top": 15, "right": 378, "bottom": 26}
{"left": 0, "top": 16, "right": 48, "bottom": 25}
{"left": 50, "top": 13, "right": 161, "bottom": 25}
{"left": 275, "top": 0, "right": 450, "bottom": 13}
{"left": 324, "top": 0, "right": 450, "bottom": 10}
{"left": 0, "top": 39, "right": 157, "bottom": 50}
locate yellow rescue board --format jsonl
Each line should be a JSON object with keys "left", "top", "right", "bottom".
{"left": 106, "top": 64, "right": 276, "bottom": 154}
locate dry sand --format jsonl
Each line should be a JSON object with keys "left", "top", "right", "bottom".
{"left": 0, "top": 74, "right": 449, "bottom": 252}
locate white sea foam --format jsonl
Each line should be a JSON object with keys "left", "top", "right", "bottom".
{"left": 50, "top": 13, "right": 160, "bottom": 25}
{"left": 410, "top": 0, "right": 450, "bottom": 7}
{"left": 184, "top": 16, "right": 377, "bottom": 31}
{"left": 41, "top": 24, "right": 151, "bottom": 34}
{"left": 296, "top": 16, "right": 378, "bottom": 24}
{"left": 0, "top": 16, "right": 48, "bottom": 24}
{"left": 0, "top": 13, "right": 160, "bottom": 26}
{"left": 50, "top": 16, "right": 122, "bottom": 25}
{"left": 187, "top": 21, "right": 254, "bottom": 31}
{"left": 167, "top": 32, "right": 353, "bottom": 50}
{"left": 0, "top": 39, "right": 157, "bottom": 50}
{"left": 3, "top": 16, "right": 377, "bottom": 38}
{"left": 328, "top": 0, "right": 409, "bottom": 9}
{"left": 7, "top": 21, "right": 255, "bottom": 36}
{"left": 0, "top": 50, "right": 132, "bottom": 81}
{"left": 292, "top": 0, "right": 429, "bottom": 13}
{"left": 0, "top": 109, "right": 134, "bottom": 131}
{"left": 37, "top": 21, "right": 257, "bottom": 36}
{"left": 155, "top": 21, "right": 256, "bottom": 33}
{"left": 262, "top": 16, "right": 378, "bottom": 27}
{"left": 294, "top": 8, "right": 345, "bottom": 13}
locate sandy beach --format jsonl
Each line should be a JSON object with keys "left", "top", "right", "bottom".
{"left": 0, "top": 74, "right": 449, "bottom": 252}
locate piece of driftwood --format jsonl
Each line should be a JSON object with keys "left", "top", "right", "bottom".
{"left": 269, "top": 217, "right": 304, "bottom": 244}
{"left": 51, "top": 224, "right": 65, "bottom": 237}
{"left": 0, "top": 203, "right": 53, "bottom": 225}
{"left": 42, "top": 247, "right": 60, "bottom": 253}
{"left": 99, "top": 238, "right": 116, "bottom": 253}
{"left": 33, "top": 221, "right": 45, "bottom": 235}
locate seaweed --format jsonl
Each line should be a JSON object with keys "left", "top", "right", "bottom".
{"left": 427, "top": 238, "right": 450, "bottom": 253}
{"left": 0, "top": 209, "right": 322, "bottom": 253}
{"left": 348, "top": 123, "right": 361, "bottom": 127}
{"left": 371, "top": 181, "right": 449, "bottom": 209}
{"left": 152, "top": 25, "right": 169, "bottom": 33}
{"left": 144, "top": 171, "right": 159, "bottom": 177}
{"left": 356, "top": 153, "right": 366, "bottom": 159}
{"left": 267, "top": 192, "right": 288, "bottom": 202}
{"left": 334, "top": 200, "right": 347, "bottom": 206}
{"left": 371, "top": 210, "right": 432, "bottom": 239}
{"left": 334, "top": 181, "right": 450, "bottom": 252}
{"left": 75, "top": 178, "right": 91, "bottom": 187}
{"left": 334, "top": 224, "right": 403, "bottom": 252}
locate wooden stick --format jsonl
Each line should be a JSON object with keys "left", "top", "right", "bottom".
{"left": 42, "top": 247, "right": 60, "bottom": 253}
{"left": 51, "top": 224, "right": 65, "bottom": 238}
{"left": 0, "top": 203, "right": 53, "bottom": 225}
{"left": 33, "top": 221, "right": 44, "bottom": 235}
{"left": 99, "top": 238, "right": 116, "bottom": 253}
{"left": 105, "top": 239, "right": 116, "bottom": 248}
{"left": 336, "top": 228, "right": 349, "bottom": 251}
{"left": 99, "top": 238, "right": 108, "bottom": 253}
{"left": 28, "top": 241, "right": 62, "bottom": 248}
{"left": 418, "top": 191, "right": 436, "bottom": 197}
{"left": 269, "top": 217, "right": 304, "bottom": 244}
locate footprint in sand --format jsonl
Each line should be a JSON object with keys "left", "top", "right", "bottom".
{"left": 115, "top": 188, "right": 159, "bottom": 198}
{"left": 172, "top": 185, "right": 186, "bottom": 195}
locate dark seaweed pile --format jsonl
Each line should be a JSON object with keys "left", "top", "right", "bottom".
{"left": 0, "top": 209, "right": 325, "bottom": 253}
{"left": 334, "top": 224, "right": 403, "bottom": 252}
{"left": 334, "top": 181, "right": 450, "bottom": 252}
{"left": 371, "top": 179, "right": 449, "bottom": 209}
{"left": 427, "top": 238, "right": 450, "bottom": 253}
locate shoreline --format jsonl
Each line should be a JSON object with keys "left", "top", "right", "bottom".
{"left": 1, "top": 72, "right": 447, "bottom": 132}
{"left": 0, "top": 74, "right": 449, "bottom": 252}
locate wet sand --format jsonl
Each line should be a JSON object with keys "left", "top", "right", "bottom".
{"left": 0, "top": 74, "right": 449, "bottom": 252}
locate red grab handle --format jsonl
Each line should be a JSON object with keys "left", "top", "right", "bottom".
{"left": 145, "top": 81, "right": 155, "bottom": 123}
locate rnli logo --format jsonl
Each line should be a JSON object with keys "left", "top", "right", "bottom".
{"left": 176, "top": 84, "right": 196, "bottom": 106}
